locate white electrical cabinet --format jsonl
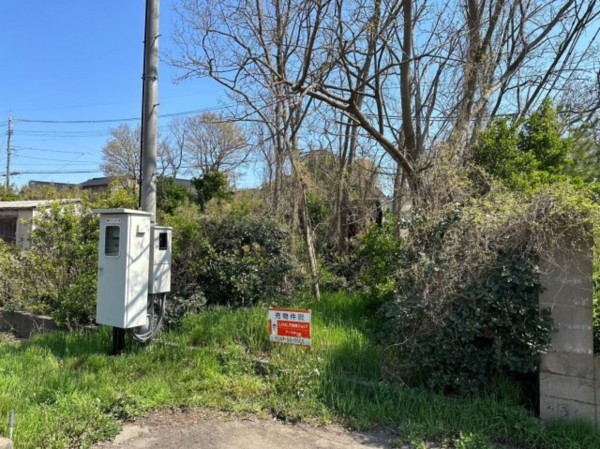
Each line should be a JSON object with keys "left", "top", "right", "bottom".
{"left": 149, "top": 226, "right": 172, "bottom": 294}
{"left": 95, "top": 209, "right": 152, "bottom": 329}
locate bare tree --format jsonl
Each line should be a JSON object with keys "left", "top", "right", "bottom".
{"left": 101, "top": 123, "right": 181, "bottom": 194}
{"left": 172, "top": 0, "right": 335, "bottom": 298}
{"left": 100, "top": 124, "right": 141, "bottom": 190}
{"left": 161, "top": 117, "right": 188, "bottom": 178}
{"left": 180, "top": 112, "right": 250, "bottom": 177}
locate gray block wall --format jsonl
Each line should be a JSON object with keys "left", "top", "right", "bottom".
{"left": 539, "top": 237, "right": 597, "bottom": 425}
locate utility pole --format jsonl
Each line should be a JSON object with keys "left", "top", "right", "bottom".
{"left": 119, "top": 0, "right": 159, "bottom": 352}
{"left": 140, "top": 0, "right": 159, "bottom": 223}
{"left": 5, "top": 115, "right": 12, "bottom": 190}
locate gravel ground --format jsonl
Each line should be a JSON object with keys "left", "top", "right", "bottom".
{"left": 93, "top": 409, "right": 411, "bottom": 449}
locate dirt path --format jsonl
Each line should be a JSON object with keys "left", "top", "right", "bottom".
{"left": 93, "top": 409, "right": 402, "bottom": 449}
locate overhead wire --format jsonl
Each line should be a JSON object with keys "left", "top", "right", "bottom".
{"left": 12, "top": 146, "right": 96, "bottom": 155}
{"left": 0, "top": 169, "right": 102, "bottom": 177}
{"left": 11, "top": 101, "right": 249, "bottom": 125}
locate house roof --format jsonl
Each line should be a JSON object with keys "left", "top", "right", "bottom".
{"left": 27, "top": 180, "right": 78, "bottom": 190}
{"left": 172, "top": 178, "right": 192, "bottom": 187}
{"left": 0, "top": 199, "right": 81, "bottom": 210}
{"left": 79, "top": 177, "right": 115, "bottom": 188}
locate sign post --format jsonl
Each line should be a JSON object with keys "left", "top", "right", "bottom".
{"left": 268, "top": 308, "right": 312, "bottom": 346}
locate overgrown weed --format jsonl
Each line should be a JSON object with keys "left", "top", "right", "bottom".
{"left": 0, "top": 292, "right": 599, "bottom": 448}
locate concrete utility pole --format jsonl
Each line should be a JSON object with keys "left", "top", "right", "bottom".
{"left": 140, "top": 0, "right": 159, "bottom": 222}
{"left": 5, "top": 115, "right": 12, "bottom": 189}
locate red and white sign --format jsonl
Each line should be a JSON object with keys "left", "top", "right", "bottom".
{"left": 268, "top": 308, "right": 311, "bottom": 346}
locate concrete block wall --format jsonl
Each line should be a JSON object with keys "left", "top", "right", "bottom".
{"left": 0, "top": 309, "right": 57, "bottom": 338}
{"left": 538, "top": 237, "right": 597, "bottom": 425}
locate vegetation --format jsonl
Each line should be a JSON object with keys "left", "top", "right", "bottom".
{"left": 1, "top": 7, "right": 599, "bottom": 445}
{"left": 472, "top": 100, "right": 576, "bottom": 191}
{"left": 167, "top": 213, "right": 299, "bottom": 321}
{"left": 2, "top": 293, "right": 600, "bottom": 449}
{"left": 191, "top": 169, "right": 232, "bottom": 212}
{"left": 0, "top": 97, "right": 598, "bottom": 448}
{"left": 0, "top": 203, "right": 98, "bottom": 329}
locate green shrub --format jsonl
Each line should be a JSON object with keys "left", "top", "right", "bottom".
{"left": 356, "top": 216, "right": 401, "bottom": 302}
{"left": 472, "top": 99, "right": 576, "bottom": 192}
{"left": 27, "top": 203, "right": 99, "bottom": 329}
{"left": 0, "top": 203, "right": 99, "bottom": 328}
{"left": 167, "top": 214, "right": 299, "bottom": 311}
{"left": 381, "top": 247, "right": 551, "bottom": 394}
{"left": 157, "top": 176, "right": 193, "bottom": 216}
{"left": 374, "top": 184, "right": 595, "bottom": 395}
{"left": 198, "top": 215, "right": 298, "bottom": 306}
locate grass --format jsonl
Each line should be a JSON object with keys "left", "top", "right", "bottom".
{"left": 1, "top": 291, "right": 600, "bottom": 448}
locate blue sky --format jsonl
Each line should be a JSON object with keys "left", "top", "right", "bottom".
{"left": 0, "top": 0, "right": 225, "bottom": 188}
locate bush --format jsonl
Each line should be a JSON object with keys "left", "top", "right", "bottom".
{"left": 157, "top": 176, "right": 193, "bottom": 216}
{"left": 0, "top": 203, "right": 99, "bottom": 329}
{"left": 355, "top": 216, "right": 401, "bottom": 302}
{"left": 370, "top": 182, "right": 596, "bottom": 395}
{"left": 167, "top": 214, "right": 299, "bottom": 313}
{"left": 380, "top": 247, "right": 551, "bottom": 394}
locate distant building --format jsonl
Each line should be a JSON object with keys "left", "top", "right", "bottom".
{"left": 0, "top": 199, "right": 81, "bottom": 249}
{"left": 27, "top": 180, "right": 78, "bottom": 191}
{"left": 78, "top": 176, "right": 194, "bottom": 195}
{"left": 79, "top": 176, "right": 135, "bottom": 194}
{"left": 28, "top": 175, "right": 196, "bottom": 199}
{"left": 170, "top": 177, "right": 195, "bottom": 194}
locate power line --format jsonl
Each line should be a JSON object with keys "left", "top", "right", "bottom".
{"left": 12, "top": 146, "right": 95, "bottom": 155}
{"left": 12, "top": 103, "right": 242, "bottom": 125}
{"left": 0, "top": 169, "right": 102, "bottom": 177}
{"left": 13, "top": 155, "right": 97, "bottom": 163}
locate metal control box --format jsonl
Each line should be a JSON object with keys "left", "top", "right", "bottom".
{"left": 95, "top": 209, "right": 152, "bottom": 328}
{"left": 149, "top": 226, "right": 172, "bottom": 294}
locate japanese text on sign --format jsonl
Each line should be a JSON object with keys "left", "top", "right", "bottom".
{"left": 268, "top": 308, "right": 311, "bottom": 346}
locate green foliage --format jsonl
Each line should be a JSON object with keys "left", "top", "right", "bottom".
{"left": 27, "top": 204, "right": 99, "bottom": 328}
{"left": 192, "top": 169, "right": 232, "bottom": 212}
{"left": 566, "top": 118, "right": 600, "bottom": 183}
{"left": 19, "top": 184, "right": 82, "bottom": 200}
{"left": 306, "top": 191, "right": 331, "bottom": 228}
{"left": 472, "top": 100, "right": 573, "bottom": 190}
{"left": 518, "top": 100, "right": 572, "bottom": 173}
{"left": 364, "top": 181, "right": 596, "bottom": 395}
{"left": 196, "top": 215, "right": 298, "bottom": 307}
{"left": 0, "top": 203, "right": 99, "bottom": 328}
{"left": 0, "top": 185, "right": 18, "bottom": 200}
{"left": 454, "top": 432, "right": 493, "bottom": 449}
{"left": 2, "top": 293, "right": 600, "bottom": 449}
{"left": 157, "top": 176, "right": 192, "bottom": 216}
{"left": 92, "top": 183, "right": 139, "bottom": 209}
{"left": 472, "top": 118, "right": 528, "bottom": 180}
{"left": 165, "top": 214, "right": 299, "bottom": 313}
{"left": 356, "top": 216, "right": 400, "bottom": 302}
{"left": 381, "top": 247, "right": 551, "bottom": 394}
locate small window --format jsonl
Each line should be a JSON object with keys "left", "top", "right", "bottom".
{"left": 158, "top": 232, "right": 168, "bottom": 250}
{"left": 105, "top": 225, "right": 120, "bottom": 257}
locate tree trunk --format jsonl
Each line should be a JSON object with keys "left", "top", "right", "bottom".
{"left": 289, "top": 150, "right": 320, "bottom": 301}
{"left": 300, "top": 184, "right": 321, "bottom": 301}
